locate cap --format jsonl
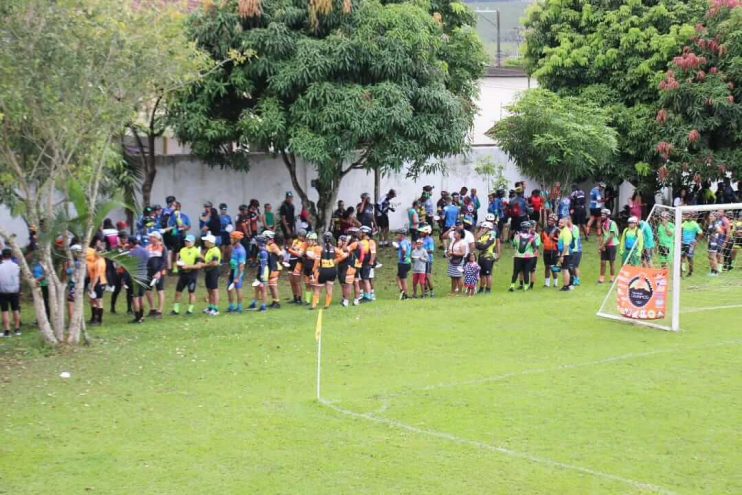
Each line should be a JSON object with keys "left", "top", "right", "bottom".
{"left": 415, "top": 238, "right": 424, "bottom": 244}
{"left": 628, "top": 216, "right": 639, "bottom": 223}
{"left": 230, "top": 231, "right": 244, "bottom": 241}
{"left": 599, "top": 181, "right": 606, "bottom": 187}
{"left": 185, "top": 234, "right": 196, "bottom": 243}
{"left": 219, "top": 203, "right": 228, "bottom": 210}
{"left": 203, "top": 201, "right": 213, "bottom": 208}
{"left": 285, "top": 191, "right": 293, "bottom": 198}
{"left": 148, "top": 231, "right": 162, "bottom": 240}
{"left": 202, "top": 233, "right": 217, "bottom": 244}
{"left": 143, "top": 206, "right": 154, "bottom": 215}
{"left": 515, "top": 186, "right": 524, "bottom": 194}
{"left": 423, "top": 185, "right": 434, "bottom": 192}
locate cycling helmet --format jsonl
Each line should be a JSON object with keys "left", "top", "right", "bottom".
{"left": 263, "top": 230, "right": 275, "bottom": 239}
{"left": 306, "top": 232, "right": 318, "bottom": 241}
{"left": 485, "top": 213, "right": 496, "bottom": 222}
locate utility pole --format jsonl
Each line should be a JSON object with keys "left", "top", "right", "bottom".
{"left": 476, "top": 10, "right": 502, "bottom": 68}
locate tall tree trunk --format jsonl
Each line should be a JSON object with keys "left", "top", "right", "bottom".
{"left": 141, "top": 133, "right": 157, "bottom": 208}
{"left": 315, "top": 178, "right": 339, "bottom": 233}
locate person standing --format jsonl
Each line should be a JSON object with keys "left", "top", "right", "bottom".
{"left": 407, "top": 201, "right": 420, "bottom": 241}
{"left": 598, "top": 209, "right": 619, "bottom": 283}
{"left": 567, "top": 216, "right": 583, "bottom": 286}
{"left": 419, "top": 225, "right": 436, "bottom": 297}
{"left": 357, "top": 193, "right": 376, "bottom": 230}
{"left": 202, "top": 234, "right": 222, "bottom": 316}
{"left": 680, "top": 212, "right": 703, "bottom": 277}
{"left": 656, "top": 211, "right": 675, "bottom": 268}
{"left": 447, "top": 229, "right": 466, "bottom": 294}
{"left": 422, "top": 185, "right": 435, "bottom": 226}
{"left": 247, "top": 235, "right": 269, "bottom": 312}
{"left": 165, "top": 201, "right": 190, "bottom": 274}
{"left": 470, "top": 188, "right": 481, "bottom": 225}
{"left": 395, "top": 231, "right": 412, "bottom": 300}
{"left": 557, "top": 217, "right": 574, "bottom": 291}
{"left": 639, "top": 219, "right": 656, "bottom": 268}
{"left": 541, "top": 214, "right": 560, "bottom": 288}
{"left": 463, "top": 253, "right": 481, "bottom": 296}
{"left": 0, "top": 248, "right": 21, "bottom": 337}
{"left": 618, "top": 216, "right": 644, "bottom": 267}
{"left": 226, "top": 231, "right": 246, "bottom": 313}
{"left": 310, "top": 232, "right": 340, "bottom": 310}
{"left": 569, "top": 184, "right": 588, "bottom": 239}
{"left": 586, "top": 181, "right": 606, "bottom": 239}
{"left": 376, "top": 189, "right": 396, "bottom": 247}
{"left": 279, "top": 192, "right": 296, "bottom": 239}
{"left": 263, "top": 230, "right": 284, "bottom": 308}
{"left": 86, "top": 238, "right": 108, "bottom": 326}
{"left": 219, "top": 203, "right": 233, "bottom": 261}
{"left": 475, "top": 221, "right": 499, "bottom": 294}
{"left": 32, "top": 256, "right": 50, "bottom": 320}
{"left": 410, "top": 238, "right": 429, "bottom": 298}
{"left": 171, "top": 234, "right": 202, "bottom": 316}
{"left": 262, "top": 203, "right": 276, "bottom": 232}
{"left": 199, "top": 201, "right": 222, "bottom": 242}
{"left": 145, "top": 231, "right": 168, "bottom": 319}
{"left": 127, "top": 239, "right": 150, "bottom": 324}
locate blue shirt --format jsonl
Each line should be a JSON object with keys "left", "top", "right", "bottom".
{"left": 398, "top": 239, "right": 412, "bottom": 264}
{"left": 640, "top": 221, "right": 655, "bottom": 249}
{"left": 558, "top": 198, "right": 571, "bottom": 219}
{"left": 422, "top": 236, "right": 435, "bottom": 262}
{"left": 168, "top": 211, "right": 191, "bottom": 238}
{"left": 230, "top": 244, "right": 247, "bottom": 275}
{"left": 589, "top": 187, "right": 603, "bottom": 209}
{"left": 444, "top": 205, "right": 460, "bottom": 228}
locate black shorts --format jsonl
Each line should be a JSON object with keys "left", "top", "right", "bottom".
{"left": 561, "top": 254, "right": 572, "bottom": 269}
{"left": 134, "top": 282, "right": 147, "bottom": 298}
{"left": 601, "top": 246, "right": 617, "bottom": 262}
{"left": 360, "top": 265, "right": 372, "bottom": 280}
{"left": 543, "top": 250, "right": 559, "bottom": 267}
{"left": 570, "top": 251, "right": 582, "bottom": 268}
{"left": 302, "top": 261, "right": 315, "bottom": 277}
{"left": 590, "top": 208, "right": 602, "bottom": 218}
{"left": 397, "top": 262, "right": 411, "bottom": 279}
{"left": 164, "top": 234, "right": 177, "bottom": 251}
{"left": 682, "top": 243, "right": 696, "bottom": 258}
{"left": 376, "top": 214, "right": 389, "bottom": 229}
{"left": 318, "top": 269, "right": 337, "bottom": 284}
{"left": 337, "top": 264, "right": 348, "bottom": 283}
{"left": 147, "top": 273, "right": 165, "bottom": 291}
{"left": 527, "top": 257, "right": 538, "bottom": 273}
{"left": 204, "top": 269, "right": 219, "bottom": 290}
{"left": 288, "top": 258, "right": 299, "bottom": 272}
{"left": 90, "top": 283, "right": 105, "bottom": 300}
{"left": 176, "top": 272, "right": 198, "bottom": 293}
{"left": 478, "top": 258, "right": 494, "bottom": 276}
{"left": 0, "top": 292, "right": 20, "bottom": 312}
{"left": 572, "top": 208, "right": 587, "bottom": 225}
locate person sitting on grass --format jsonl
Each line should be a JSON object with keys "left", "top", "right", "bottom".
{"left": 171, "top": 234, "right": 202, "bottom": 316}
{"left": 410, "top": 238, "right": 429, "bottom": 299}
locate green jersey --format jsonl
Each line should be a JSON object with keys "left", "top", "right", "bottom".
{"left": 657, "top": 222, "right": 675, "bottom": 248}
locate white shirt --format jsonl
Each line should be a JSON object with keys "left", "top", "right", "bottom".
{"left": 447, "top": 229, "right": 475, "bottom": 255}
{"left": 0, "top": 259, "right": 21, "bottom": 293}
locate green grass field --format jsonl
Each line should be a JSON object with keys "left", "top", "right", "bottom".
{"left": 1, "top": 239, "right": 740, "bottom": 494}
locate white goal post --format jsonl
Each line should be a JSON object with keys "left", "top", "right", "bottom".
{"left": 597, "top": 202, "right": 742, "bottom": 332}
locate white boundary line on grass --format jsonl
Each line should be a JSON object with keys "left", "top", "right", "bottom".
{"left": 681, "top": 304, "right": 742, "bottom": 314}
{"left": 318, "top": 339, "right": 742, "bottom": 495}
{"left": 383, "top": 339, "right": 742, "bottom": 398}
{"left": 319, "top": 398, "right": 677, "bottom": 495}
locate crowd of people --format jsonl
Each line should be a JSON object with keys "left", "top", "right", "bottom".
{"left": 0, "top": 180, "right": 740, "bottom": 335}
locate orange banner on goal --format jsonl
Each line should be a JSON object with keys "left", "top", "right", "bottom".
{"left": 616, "top": 266, "right": 669, "bottom": 320}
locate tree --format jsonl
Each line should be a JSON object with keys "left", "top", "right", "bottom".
{"left": 523, "top": 0, "right": 708, "bottom": 186}
{"left": 0, "top": 0, "right": 205, "bottom": 344}
{"left": 486, "top": 89, "right": 618, "bottom": 188}
{"left": 170, "top": 0, "right": 487, "bottom": 229}
{"left": 654, "top": 0, "right": 741, "bottom": 186}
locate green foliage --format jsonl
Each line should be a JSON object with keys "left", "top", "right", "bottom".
{"left": 654, "top": 2, "right": 742, "bottom": 185}
{"left": 486, "top": 89, "right": 617, "bottom": 186}
{"left": 523, "top": 0, "right": 709, "bottom": 186}
{"left": 474, "top": 156, "right": 509, "bottom": 193}
{"left": 170, "top": 0, "right": 486, "bottom": 227}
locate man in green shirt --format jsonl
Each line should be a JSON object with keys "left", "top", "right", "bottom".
{"left": 656, "top": 211, "right": 675, "bottom": 268}
{"left": 598, "top": 209, "right": 619, "bottom": 283}
{"left": 171, "top": 235, "right": 203, "bottom": 315}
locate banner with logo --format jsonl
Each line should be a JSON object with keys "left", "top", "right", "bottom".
{"left": 616, "top": 266, "right": 669, "bottom": 320}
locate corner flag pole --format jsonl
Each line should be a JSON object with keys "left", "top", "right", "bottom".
{"left": 315, "top": 309, "right": 323, "bottom": 401}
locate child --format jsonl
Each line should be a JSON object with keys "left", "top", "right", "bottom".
{"left": 261, "top": 203, "right": 276, "bottom": 231}
{"left": 463, "top": 252, "right": 480, "bottom": 296}
{"left": 410, "top": 239, "right": 429, "bottom": 298}
{"left": 681, "top": 212, "right": 703, "bottom": 276}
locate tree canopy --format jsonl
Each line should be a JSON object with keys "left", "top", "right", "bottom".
{"left": 521, "top": 0, "right": 736, "bottom": 189}
{"left": 170, "top": 0, "right": 487, "bottom": 228}
{"left": 486, "top": 89, "right": 618, "bottom": 187}
{"left": 0, "top": 0, "right": 205, "bottom": 344}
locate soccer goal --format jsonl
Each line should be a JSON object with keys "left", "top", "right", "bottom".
{"left": 597, "top": 202, "right": 742, "bottom": 332}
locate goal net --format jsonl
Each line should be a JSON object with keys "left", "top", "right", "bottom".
{"left": 597, "top": 203, "right": 742, "bottom": 331}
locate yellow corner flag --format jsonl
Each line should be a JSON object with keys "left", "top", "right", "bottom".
{"left": 315, "top": 309, "right": 323, "bottom": 342}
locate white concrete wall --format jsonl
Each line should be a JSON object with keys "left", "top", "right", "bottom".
{"left": 150, "top": 147, "right": 535, "bottom": 231}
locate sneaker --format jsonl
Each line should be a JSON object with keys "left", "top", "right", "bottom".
{"left": 185, "top": 311, "right": 194, "bottom": 316}
{"left": 341, "top": 300, "right": 349, "bottom": 308}
{"left": 260, "top": 305, "right": 267, "bottom": 312}
{"left": 148, "top": 309, "right": 157, "bottom": 316}
{"left": 352, "top": 299, "right": 360, "bottom": 306}
{"left": 210, "top": 310, "right": 220, "bottom": 316}
{"left": 0, "top": 331, "right": 8, "bottom": 338}
{"left": 203, "top": 308, "right": 212, "bottom": 314}
{"left": 375, "top": 263, "right": 383, "bottom": 269}
{"left": 154, "top": 311, "right": 163, "bottom": 320}
{"left": 401, "top": 293, "right": 409, "bottom": 300}
{"left": 573, "top": 277, "right": 581, "bottom": 286}
{"left": 399, "top": 291, "right": 405, "bottom": 301}
{"left": 130, "top": 318, "right": 144, "bottom": 324}
{"left": 508, "top": 285, "right": 515, "bottom": 292}
{"left": 170, "top": 310, "right": 180, "bottom": 316}
{"left": 560, "top": 286, "right": 571, "bottom": 292}
{"left": 270, "top": 302, "right": 281, "bottom": 309}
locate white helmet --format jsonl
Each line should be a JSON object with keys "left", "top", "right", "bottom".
{"left": 263, "top": 230, "right": 275, "bottom": 239}
{"left": 480, "top": 221, "right": 494, "bottom": 230}
{"left": 485, "top": 213, "right": 496, "bottom": 222}
{"left": 628, "top": 216, "right": 639, "bottom": 224}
